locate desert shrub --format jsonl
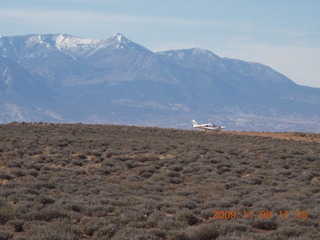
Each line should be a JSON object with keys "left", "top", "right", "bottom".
{"left": 26, "top": 221, "right": 81, "bottom": 240}
{"left": 132, "top": 155, "right": 150, "bottom": 162}
{"left": 6, "top": 161, "right": 22, "bottom": 168}
{"left": 33, "top": 182, "right": 56, "bottom": 190}
{"left": 216, "top": 163, "right": 231, "bottom": 169}
{"left": 167, "top": 171, "right": 180, "bottom": 178}
{"left": 251, "top": 219, "right": 278, "bottom": 230}
{"left": 191, "top": 225, "right": 219, "bottom": 240}
{"left": 218, "top": 222, "right": 250, "bottom": 235}
{"left": 110, "top": 227, "right": 161, "bottom": 240}
{"left": 120, "top": 209, "right": 148, "bottom": 224}
{"left": 169, "top": 165, "right": 183, "bottom": 172}
{"left": 58, "top": 142, "right": 69, "bottom": 148}
{"left": 137, "top": 166, "right": 156, "bottom": 176}
{"left": 163, "top": 207, "right": 177, "bottom": 215}
{"left": 89, "top": 205, "right": 114, "bottom": 217}
{"left": 254, "top": 201, "right": 274, "bottom": 211}
{"left": 0, "top": 183, "right": 18, "bottom": 192}
{"left": 0, "top": 202, "right": 16, "bottom": 224}
{"left": 105, "top": 151, "right": 116, "bottom": 158}
{"left": 159, "top": 219, "right": 185, "bottom": 231}
{"left": 223, "top": 182, "right": 235, "bottom": 189}
{"left": 178, "top": 190, "right": 197, "bottom": 197}
{"left": 199, "top": 210, "right": 214, "bottom": 220}
{"left": 73, "top": 169, "right": 86, "bottom": 175}
{"left": 113, "top": 156, "right": 131, "bottom": 162}
{"left": 179, "top": 200, "right": 198, "bottom": 210}
{"left": 0, "top": 226, "right": 13, "bottom": 240}
{"left": 1, "top": 124, "right": 319, "bottom": 240}
{"left": 146, "top": 212, "right": 165, "bottom": 228}
{"left": 253, "top": 163, "right": 262, "bottom": 169}
{"left": 282, "top": 164, "right": 290, "bottom": 169}
{"left": 92, "top": 168, "right": 111, "bottom": 176}
{"left": 23, "top": 207, "right": 70, "bottom": 222}
{"left": 304, "top": 155, "right": 317, "bottom": 162}
{"left": 240, "top": 198, "right": 257, "bottom": 207}
{"left": 217, "top": 168, "right": 231, "bottom": 175}
{"left": 77, "top": 154, "right": 87, "bottom": 160}
{"left": 177, "top": 210, "right": 200, "bottom": 226}
{"left": 37, "top": 196, "right": 56, "bottom": 205}
{"left": 217, "top": 199, "right": 235, "bottom": 208}
{"left": 252, "top": 177, "right": 263, "bottom": 185}
{"left": 278, "top": 226, "right": 303, "bottom": 238}
{"left": 7, "top": 219, "right": 24, "bottom": 232}
{"left": 233, "top": 167, "right": 247, "bottom": 176}
{"left": 93, "top": 224, "right": 118, "bottom": 239}
{"left": 81, "top": 218, "right": 108, "bottom": 236}
{"left": 183, "top": 167, "right": 200, "bottom": 174}
{"left": 27, "top": 163, "right": 43, "bottom": 171}
{"left": 71, "top": 159, "right": 86, "bottom": 167}
{"left": 168, "top": 230, "right": 191, "bottom": 240}
{"left": 125, "top": 161, "right": 138, "bottom": 169}
{"left": 209, "top": 158, "right": 219, "bottom": 164}
{"left": 168, "top": 177, "right": 183, "bottom": 184}
{"left": 140, "top": 172, "right": 153, "bottom": 178}
{"left": 134, "top": 232, "right": 164, "bottom": 240}
{"left": 93, "top": 157, "right": 103, "bottom": 163}
{"left": 27, "top": 169, "right": 39, "bottom": 177}
{"left": 215, "top": 149, "right": 224, "bottom": 154}
{"left": 149, "top": 228, "right": 166, "bottom": 239}
{"left": 40, "top": 165, "right": 51, "bottom": 172}
{"left": 68, "top": 203, "right": 82, "bottom": 213}
{"left": 88, "top": 150, "right": 102, "bottom": 157}
{"left": 0, "top": 172, "right": 11, "bottom": 180}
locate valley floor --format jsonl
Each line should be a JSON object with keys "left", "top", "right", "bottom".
{"left": 0, "top": 123, "right": 319, "bottom": 239}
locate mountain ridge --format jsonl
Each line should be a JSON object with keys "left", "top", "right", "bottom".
{"left": 0, "top": 33, "right": 320, "bottom": 132}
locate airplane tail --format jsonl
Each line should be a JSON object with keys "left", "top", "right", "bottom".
{"left": 192, "top": 120, "right": 198, "bottom": 127}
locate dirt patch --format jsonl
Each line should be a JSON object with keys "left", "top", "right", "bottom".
{"left": 225, "top": 131, "right": 320, "bottom": 143}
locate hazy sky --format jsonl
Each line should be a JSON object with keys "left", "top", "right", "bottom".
{"left": 1, "top": 0, "right": 319, "bottom": 87}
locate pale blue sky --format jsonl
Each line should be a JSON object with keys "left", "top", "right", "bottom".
{"left": 1, "top": 0, "right": 319, "bottom": 87}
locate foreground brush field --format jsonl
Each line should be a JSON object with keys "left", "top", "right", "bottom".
{"left": 0, "top": 123, "right": 319, "bottom": 240}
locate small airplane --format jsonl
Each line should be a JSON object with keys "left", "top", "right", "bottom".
{"left": 192, "top": 120, "right": 225, "bottom": 131}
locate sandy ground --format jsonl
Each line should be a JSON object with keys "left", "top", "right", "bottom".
{"left": 224, "top": 131, "right": 320, "bottom": 143}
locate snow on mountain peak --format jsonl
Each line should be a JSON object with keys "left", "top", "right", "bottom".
{"left": 109, "top": 33, "right": 134, "bottom": 48}
{"left": 113, "top": 33, "right": 123, "bottom": 42}
{"left": 189, "top": 48, "right": 220, "bottom": 59}
{"left": 107, "top": 33, "right": 152, "bottom": 53}
{"left": 112, "top": 33, "right": 127, "bottom": 43}
{"left": 26, "top": 35, "right": 47, "bottom": 47}
{"left": 54, "top": 34, "right": 101, "bottom": 56}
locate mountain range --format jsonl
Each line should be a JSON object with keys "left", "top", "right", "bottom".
{"left": 0, "top": 33, "right": 320, "bottom": 132}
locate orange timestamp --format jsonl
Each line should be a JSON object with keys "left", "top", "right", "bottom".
{"left": 212, "top": 210, "right": 308, "bottom": 220}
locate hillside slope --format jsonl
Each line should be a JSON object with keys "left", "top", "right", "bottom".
{"left": 0, "top": 56, "right": 62, "bottom": 122}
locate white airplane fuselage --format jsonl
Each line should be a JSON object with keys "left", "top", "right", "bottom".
{"left": 192, "top": 120, "right": 225, "bottom": 131}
